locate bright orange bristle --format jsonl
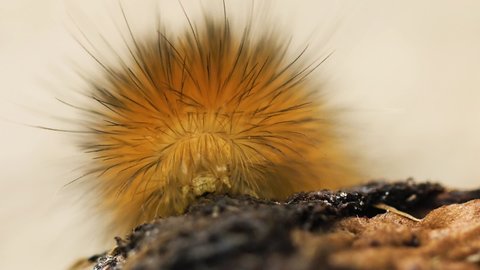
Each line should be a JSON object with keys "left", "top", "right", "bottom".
{"left": 74, "top": 3, "right": 361, "bottom": 232}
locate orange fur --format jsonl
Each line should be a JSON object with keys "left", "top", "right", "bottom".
{"left": 77, "top": 6, "right": 361, "bottom": 232}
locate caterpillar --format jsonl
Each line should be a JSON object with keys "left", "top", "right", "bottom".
{"left": 67, "top": 0, "right": 362, "bottom": 234}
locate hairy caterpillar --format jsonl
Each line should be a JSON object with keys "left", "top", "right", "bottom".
{"left": 67, "top": 1, "right": 362, "bottom": 234}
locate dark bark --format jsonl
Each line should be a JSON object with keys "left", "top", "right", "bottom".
{"left": 86, "top": 180, "right": 480, "bottom": 270}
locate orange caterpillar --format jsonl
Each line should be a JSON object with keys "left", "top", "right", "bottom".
{"left": 73, "top": 2, "right": 361, "bottom": 233}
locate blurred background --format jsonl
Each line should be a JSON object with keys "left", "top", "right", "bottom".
{"left": 0, "top": 0, "right": 479, "bottom": 269}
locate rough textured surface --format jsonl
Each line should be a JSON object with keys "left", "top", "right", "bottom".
{"left": 82, "top": 180, "right": 480, "bottom": 270}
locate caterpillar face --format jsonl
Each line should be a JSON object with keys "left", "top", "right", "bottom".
{"left": 74, "top": 2, "right": 361, "bottom": 231}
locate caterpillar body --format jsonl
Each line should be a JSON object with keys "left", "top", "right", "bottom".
{"left": 70, "top": 1, "right": 361, "bottom": 233}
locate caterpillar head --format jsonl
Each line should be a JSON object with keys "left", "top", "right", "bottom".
{"left": 72, "top": 2, "right": 361, "bottom": 232}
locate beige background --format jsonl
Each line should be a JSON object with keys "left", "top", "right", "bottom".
{"left": 0, "top": 0, "right": 479, "bottom": 269}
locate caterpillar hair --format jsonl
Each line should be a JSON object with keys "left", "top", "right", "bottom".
{"left": 66, "top": 1, "right": 362, "bottom": 234}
